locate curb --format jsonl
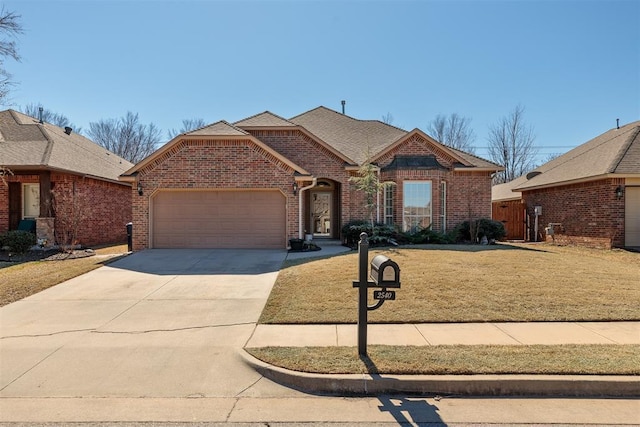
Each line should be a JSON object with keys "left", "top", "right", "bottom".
{"left": 241, "top": 350, "right": 640, "bottom": 397}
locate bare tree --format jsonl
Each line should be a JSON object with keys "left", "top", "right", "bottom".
{"left": 487, "top": 105, "right": 538, "bottom": 184}
{"left": 0, "top": 7, "right": 23, "bottom": 106}
{"left": 87, "top": 112, "right": 162, "bottom": 163}
{"left": 381, "top": 112, "right": 394, "bottom": 125}
{"left": 21, "top": 103, "right": 82, "bottom": 133}
{"left": 167, "top": 118, "right": 206, "bottom": 139}
{"left": 427, "top": 113, "right": 476, "bottom": 153}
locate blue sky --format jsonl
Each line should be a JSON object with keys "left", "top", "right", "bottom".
{"left": 3, "top": 0, "right": 639, "bottom": 164}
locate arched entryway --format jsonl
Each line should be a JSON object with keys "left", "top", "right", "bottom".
{"left": 306, "top": 179, "right": 341, "bottom": 239}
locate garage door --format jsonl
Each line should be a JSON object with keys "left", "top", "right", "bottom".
{"left": 152, "top": 190, "right": 286, "bottom": 249}
{"left": 625, "top": 186, "right": 640, "bottom": 247}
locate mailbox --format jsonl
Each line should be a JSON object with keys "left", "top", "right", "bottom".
{"left": 370, "top": 255, "right": 401, "bottom": 288}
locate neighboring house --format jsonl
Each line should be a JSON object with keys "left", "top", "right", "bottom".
{"left": 0, "top": 109, "right": 134, "bottom": 247}
{"left": 492, "top": 120, "right": 640, "bottom": 249}
{"left": 121, "top": 106, "right": 502, "bottom": 250}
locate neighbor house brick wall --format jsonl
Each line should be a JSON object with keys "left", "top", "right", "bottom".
{"left": 0, "top": 173, "right": 131, "bottom": 246}
{"left": 0, "top": 175, "right": 39, "bottom": 234}
{"left": 521, "top": 178, "right": 625, "bottom": 249}
{"left": 50, "top": 173, "right": 132, "bottom": 247}
{"left": 133, "top": 138, "right": 298, "bottom": 250}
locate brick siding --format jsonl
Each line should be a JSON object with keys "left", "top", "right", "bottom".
{"left": 131, "top": 132, "right": 494, "bottom": 249}
{"left": 0, "top": 173, "right": 131, "bottom": 247}
{"left": 522, "top": 178, "right": 625, "bottom": 249}
{"left": 133, "top": 138, "right": 299, "bottom": 250}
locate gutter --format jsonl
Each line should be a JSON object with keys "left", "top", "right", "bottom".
{"left": 298, "top": 177, "right": 317, "bottom": 239}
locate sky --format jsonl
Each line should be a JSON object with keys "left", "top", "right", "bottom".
{"left": 3, "top": 0, "right": 639, "bottom": 164}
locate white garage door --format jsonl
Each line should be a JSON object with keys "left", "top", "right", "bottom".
{"left": 625, "top": 186, "right": 640, "bottom": 247}
{"left": 152, "top": 190, "right": 286, "bottom": 249}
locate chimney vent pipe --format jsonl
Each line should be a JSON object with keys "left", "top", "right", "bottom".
{"left": 341, "top": 100, "right": 346, "bottom": 114}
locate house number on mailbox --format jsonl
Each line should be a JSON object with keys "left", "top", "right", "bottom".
{"left": 352, "top": 232, "right": 401, "bottom": 356}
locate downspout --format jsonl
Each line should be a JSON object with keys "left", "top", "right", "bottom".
{"left": 376, "top": 169, "right": 381, "bottom": 224}
{"left": 298, "top": 178, "right": 317, "bottom": 239}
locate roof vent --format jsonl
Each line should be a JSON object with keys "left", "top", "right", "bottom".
{"left": 38, "top": 106, "right": 44, "bottom": 124}
{"left": 526, "top": 171, "right": 542, "bottom": 180}
{"left": 341, "top": 100, "right": 346, "bottom": 114}
{"left": 64, "top": 126, "right": 72, "bottom": 135}
{"left": 616, "top": 118, "right": 619, "bottom": 129}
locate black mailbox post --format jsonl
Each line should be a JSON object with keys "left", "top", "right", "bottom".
{"left": 352, "top": 232, "right": 401, "bottom": 356}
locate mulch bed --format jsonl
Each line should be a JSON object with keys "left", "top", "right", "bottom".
{"left": 0, "top": 248, "right": 96, "bottom": 263}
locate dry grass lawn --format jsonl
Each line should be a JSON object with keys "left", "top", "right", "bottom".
{"left": 247, "top": 344, "right": 640, "bottom": 375}
{"left": 260, "top": 243, "right": 640, "bottom": 323}
{"left": 0, "top": 244, "right": 129, "bottom": 306}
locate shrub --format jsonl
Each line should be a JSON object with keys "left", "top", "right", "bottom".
{"left": 455, "top": 218, "right": 506, "bottom": 243}
{"left": 396, "top": 226, "right": 456, "bottom": 245}
{"left": 341, "top": 220, "right": 396, "bottom": 248}
{"left": 0, "top": 230, "right": 37, "bottom": 253}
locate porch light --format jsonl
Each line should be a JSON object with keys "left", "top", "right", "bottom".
{"left": 615, "top": 185, "right": 624, "bottom": 199}
{"left": 293, "top": 182, "right": 298, "bottom": 196}
{"left": 137, "top": 182, "right": 143, "bottom": 196}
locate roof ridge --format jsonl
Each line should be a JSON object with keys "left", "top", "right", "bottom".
{"left": 44, "top": 122, "right": 133, "bottom": 169}
{"left": 185, "top": 120, "right": 249, "bottom": 136}
{"left": 609, "top": 124, "right": 640, "bottom": 173}
{"left": 219, "top": 119, "right": 249, "bottom": 134}
{"left": 537, "top": 124, "right": 640, "bottom": 178}
{"left": 234, "top": 110, "right": 296, "bottom": 127}
{"left": 38, "top": 124, "right": 55, "bottom": 165}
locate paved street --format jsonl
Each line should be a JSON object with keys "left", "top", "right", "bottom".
{"left": 1, "top": 249, "right": 638, "bottom": 425}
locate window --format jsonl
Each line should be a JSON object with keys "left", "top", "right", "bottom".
{"left": 403, "top": 181, "right": 432, "bottom": 232}
{"left": 23, "top": 183, "right": 40, "bottom": 219}
{"left": 384, "top": 185, "right": 394, "bottom": 225}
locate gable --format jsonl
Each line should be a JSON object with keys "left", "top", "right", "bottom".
{"left": 235, "top": 111, "right": 297, "bottom": 128}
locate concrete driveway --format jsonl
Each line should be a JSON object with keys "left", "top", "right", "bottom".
{"left": 0, "top": 249, "right": 302, "bottom": 400}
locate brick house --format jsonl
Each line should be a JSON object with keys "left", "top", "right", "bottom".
{"left": 121, "top": 106, "right": 502, "bottom": 250}
{"left": 493, "top": 120, "right": 640, "bottom": 249}
{"left": 0, "top": 109, "right": 134, "bottom": 247}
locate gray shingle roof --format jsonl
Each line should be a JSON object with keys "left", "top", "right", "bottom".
{"left": 289, "top": 106, "right": 408, "bottom": 164}
{"left": 514, "top": 120, "right": 640, "bottom": 191}
{"left": 186, "top": 120, "right": 248, "bottom": 136}
{"left": 0, "top": 109, "right": 133, "bottom": 183}
{"left": 234, "top": 111, "right": 297, "bottom": 127}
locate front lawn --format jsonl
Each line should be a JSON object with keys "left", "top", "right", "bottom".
{"left": 0, "top": 244, "right": 128, "bottom": 306}
{"left": 259, "top": 243, "right": 640, "bottom": 324}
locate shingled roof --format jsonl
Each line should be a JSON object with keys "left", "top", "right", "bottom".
{"left": 513, "top": 120, "right": 640, "bottom": 191}
{"left": 0, "top": 109, "right": 133, "bottom": 183}
{"left": 186, "top": 120, "right": 249, "bottom": 136}
{"left": 235, "top": 111, "right": 297, "bottom": 128}
{"left": 289, "top": 106, "right": 408, "bottom": 165}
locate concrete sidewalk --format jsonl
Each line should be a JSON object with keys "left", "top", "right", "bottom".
{"left": 247, "top": 321, "right": 640, "bottom": 347}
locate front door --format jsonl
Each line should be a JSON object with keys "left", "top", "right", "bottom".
{"left": 311, "top": 192, "right": 332, "bottom": 237}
